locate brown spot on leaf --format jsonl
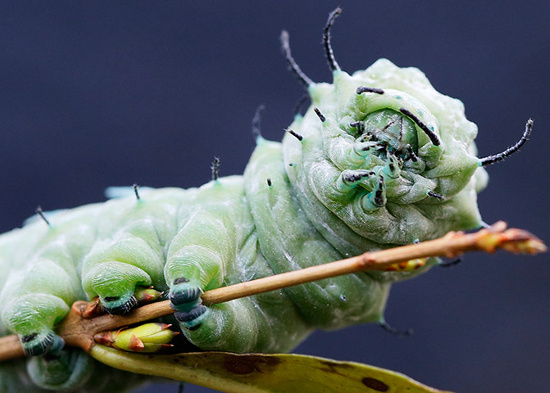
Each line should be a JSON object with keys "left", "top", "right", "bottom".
{"left": 223, "top": 354, "right": 281, "bottom": 375}
{"left": 362, "top": 377, "right": 389, "bottom": 392}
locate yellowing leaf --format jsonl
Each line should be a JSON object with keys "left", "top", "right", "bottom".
{"left": 90, "top": 345, "right": 451, "bottom": 393}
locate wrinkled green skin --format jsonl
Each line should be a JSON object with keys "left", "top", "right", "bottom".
{"left": 0, "top": 59, "right": 487, "bottom": 391}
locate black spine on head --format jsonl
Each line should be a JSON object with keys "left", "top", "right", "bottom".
{"left": 399, "top": 108, "right": 441, "bottom": 146}
{"left": 280, "top": 30, "right": 314, "bottom": 88}
{"left": 323, "top": 7, "right": 342, "bottom": 72}
{"left": 480, "top": 119, "right": 533, "bottom": 166}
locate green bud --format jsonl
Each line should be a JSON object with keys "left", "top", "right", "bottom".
{"left": 134, "top": 287, "right": 163, "bottom": 304}
{"left": 94, "top": 323, "right": 177, "bottom": 353}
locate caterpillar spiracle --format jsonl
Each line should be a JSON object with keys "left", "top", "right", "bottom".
{"left": 0, "top": 7, "right": 534, "bottom": 393}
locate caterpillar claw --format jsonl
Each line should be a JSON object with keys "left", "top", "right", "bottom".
{"left": 21, "top": 331, "right": 65, "bottom": 357}
{"left": 174, "top": 305, "right": 208, "bottom": 330}
{"left": 169, "top": 279, "right": 207, "bottom": 330}
{"left": 101, "top": 294, "right": 138, "bottom": 315}
{"left": 169, "top": 279, "right": 203, "bottom": 312}
{"left": 169, "top": 287, "right": 202, "bottom": 307}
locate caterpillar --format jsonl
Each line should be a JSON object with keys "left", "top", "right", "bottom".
{"left": 0, "top": 7, "right": 534, "bottom": 393}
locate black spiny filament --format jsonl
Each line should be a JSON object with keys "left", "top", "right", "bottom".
{"left": 280, "top": 30, "right": 314, "bottom": 88}
{"left": 399, "top": 108, "right": 441, "bottom": 146}
{"left": 480, "top": 119, "right": 533, "bottom": 166}
{"left": 323, "top": 7, "right": 342, "bottom": 72}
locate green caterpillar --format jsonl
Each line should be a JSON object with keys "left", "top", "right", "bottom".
{"left": 0, "top": 8, "right": 531, "bottom": 392}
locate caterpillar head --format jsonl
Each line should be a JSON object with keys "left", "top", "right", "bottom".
{"left": 281, "top": 9, "right": 529, "bottom": 253}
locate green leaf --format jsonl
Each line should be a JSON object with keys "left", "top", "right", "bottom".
{"left": 90, "top": 345, "right": 452, "bottom": 393}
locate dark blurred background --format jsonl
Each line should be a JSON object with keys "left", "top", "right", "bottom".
{"left": 0, "top": 1, "right": 548, "bottom": 392}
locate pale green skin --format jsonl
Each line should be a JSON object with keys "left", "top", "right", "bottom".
{"left": 0, "top": 59, "right": 487, "bottom": 391}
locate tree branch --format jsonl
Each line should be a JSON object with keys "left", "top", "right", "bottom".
{"left": 0, "top": 221, "right": 545, "bottom": 362}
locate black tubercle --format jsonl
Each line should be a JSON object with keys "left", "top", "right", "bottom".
{"left": 267, "top": 178, "right": 272, "bottom": 187}
{"left": 35, "top": 206, "right": 51, "bottom": 227}
{"left": 287, "top": 129, "right": 303, "bottom": 141}
{"left": 314, "top": 108, "right": 326, "bottom": 122}
{"left": 399, "top": 108, "right": 441, "bottom": 146}
{"left": 323, "top": 7, "right": 342, "bottom": 72}
{"left": 211, "top": 157, "right": 220, "bottom": 181}
{"left": 280, "top": 30, "right": 314, "bottom": 88}
{"left": 480, "top": 119, "right": 533, "bottom": 167}
{"left": 133, "top": 183, "right": 141, "bottom": 201}
{"left": 356, "top": 86, "right": 384, "bottom": 95}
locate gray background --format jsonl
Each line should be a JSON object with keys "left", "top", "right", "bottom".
{"left": 1, "top": 1, "right": 549, "bottom": 392}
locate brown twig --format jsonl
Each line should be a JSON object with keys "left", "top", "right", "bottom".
{"left": 0, "top": 221, "right": 545, "bottom": 362}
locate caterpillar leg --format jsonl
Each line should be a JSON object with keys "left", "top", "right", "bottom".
{"left": 165, "top": 211, "right": 234, "bottom": 345}
{"left": 169, "top": 280, "right": 277, "bottom": 352}
{"left": 0, "top": 259, "right": 98, "bottom": 389}
{"left": 8, "top": 295, "right": 68, "bottom": 356}
{"left": 81, "top": 222, "right": 165, "bottom": 314}
{"left": 0, "top": 258, "right": 81, "bottom": 357}
{"left": 165, "top": 206, "right": 311, "bottom": 353}
{"left": 25, "top": 347, "right": 95, "bottom": 390}
{"left": 169, "top": 274, "right": 311, "bottom": 353}
{"left": 174, "top": 297, "right": 260, "bottom": 352}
